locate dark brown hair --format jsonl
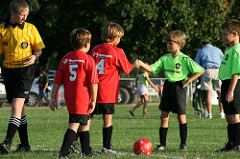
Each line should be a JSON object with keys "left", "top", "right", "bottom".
{"left": 222, "top": 19, "right": 240, "bottom": 35}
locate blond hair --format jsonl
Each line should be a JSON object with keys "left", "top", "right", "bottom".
{"left": 222, "top": 19, "right": 240, "bottom": 36}
{"left": 101, "top": 22, "right": 124, "bottom": 43}
{"left": 166, "top": 30, "right": 186, "bottom": 48}
{"left": 10, "top": 0, "right": 29, "bottom": 14}
{"left": 70, "top": 28, "right": 91, "bottom": 49}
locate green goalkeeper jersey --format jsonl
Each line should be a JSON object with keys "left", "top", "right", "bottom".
{"left": 150, "top": 52, "right": 204, "bottom": 82}
{"left": 219, "top": 44, "right": 240, "bottom": 80}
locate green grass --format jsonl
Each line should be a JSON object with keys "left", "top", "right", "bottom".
{"left": 0, "top": 103, "right": 239, "bottom": 159}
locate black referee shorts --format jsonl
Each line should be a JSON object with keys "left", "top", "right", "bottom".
{"left": 159, "top": 80, "right": 187, "bottom": 114}
{"left": 221, "top": 79, "right": 240, "bottom": 114}
{"left": 92, "top": 103, "right": 115, "bottom": 115}
{"left": 3, "top": 65, "right": 35, "bottom": 103}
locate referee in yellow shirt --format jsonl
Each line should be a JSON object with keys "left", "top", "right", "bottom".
{"left": 0, "top": 0, "right": 45, "bottom": 154}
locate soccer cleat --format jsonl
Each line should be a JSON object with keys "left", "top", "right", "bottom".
{"left": 155, "top": 145, "right": 166, "bottom": 150}
{"left": 129, "top": 111, "right": 135, "bottom": 117}
{"left": 231, "top": 145, "right": 240, "bottom": 152}
{"left": 207, "top": 113, "right": 212, "bottom": 119}
{"left": 215, "top": 142, "right": 239, "bottom": 152}
{"left": 0, "top": 142, "right": 11, "bottom": 154}
{"left": 102, "top": 147, "right": 117, "bottom": 154}
{"left": 16, "top": 144, "right": 31, "bottom": 152}
{"left": 180, "top": 144, "right": 187, "bottom": 150}
{"left": 220, "top": 113, "right": 225, "bottom": 119}
{"left": 70, "top": 141, "right": 80, "bottom": 153}
{"left": 57, "top": 153, "right": 72, "bottom": 159}
{"left": 80, "top": 152, "right": 94, "bottom": 158}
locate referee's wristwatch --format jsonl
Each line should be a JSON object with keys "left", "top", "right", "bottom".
{"left": 34, "top": 54, "right": 39, "bottom": 60}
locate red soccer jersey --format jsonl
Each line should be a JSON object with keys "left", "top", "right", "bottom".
{"left": 54, "top": 50, "right": 99, "bottom": 115}
{"left": 90, "top": 44, "right": 133, "bottom": 103}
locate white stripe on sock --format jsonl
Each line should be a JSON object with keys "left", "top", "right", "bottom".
{"left": 20, "top": 116, "right": 27, "bottom": 125}
{"left": 9, "top": 117, "right": 20, "bottom": 127}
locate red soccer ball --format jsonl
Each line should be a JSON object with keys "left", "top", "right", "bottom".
{"left": 133, "top": 138, "right": 153, "bottom": 155}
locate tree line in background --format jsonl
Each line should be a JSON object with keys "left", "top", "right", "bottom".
{"left": 0, "top": 0, "right": 240, "bottom": 77}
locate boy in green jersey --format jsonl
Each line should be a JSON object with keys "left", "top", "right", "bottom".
{"left": 139, "top": 30, "right": 204, "bottom": 150}
{"left": 216, "top": 19, "right": 240, "bottom": 152}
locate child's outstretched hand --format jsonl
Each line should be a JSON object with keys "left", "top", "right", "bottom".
{"left": 154, "top": 87, "right": 159, "bottom": 92}
{"left": 88, "top": 101, "right": 96, "bottom": 113}
{"left": 135, "top": 59, "right": 141, "bottom": 68}
{"left": 49, "top": 99, "right": 58, "bottom": 111}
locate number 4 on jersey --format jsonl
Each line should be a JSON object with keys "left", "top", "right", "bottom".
{"left": 96, "top": 59, "right": 105, "bottom": 74}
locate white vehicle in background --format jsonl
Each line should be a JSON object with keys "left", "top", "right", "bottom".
{"left": 28, "top": 77, "right": 65, "bottom": 106}
{"left": 0, "top": 70, "right": 64, "bottom": 107}
{"left": 0, "top": 80, "right": 7, "bottom": 107}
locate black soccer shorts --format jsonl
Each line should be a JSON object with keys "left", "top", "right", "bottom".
{"left": 69, "top": 114, "right": 90, "bottom": 125}
{"left": 159, "top": 80, "right": 187, "bottom": 114}
{"left": 221, "top": 79, "right": 240, "bottom": 114}
{"left": 92, "top": 103, "right": 115, "bottom": 115}
{"left": 3, "top": 65, "right": 35, "bottom": 103}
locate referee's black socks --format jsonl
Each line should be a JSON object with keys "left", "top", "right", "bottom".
{"left": 4, "top": 117, "right": 21, "bottom": 144}
{"left": 18, "top": 115, "right": 30, "bottom": 146}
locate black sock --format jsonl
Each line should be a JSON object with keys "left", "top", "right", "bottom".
{"left": 75, "top": 128, "right": 80, "bottom": 141}
{"left": 103, "top": 126, "right": 113, "bottom": 149}
{"left": 228, "top": 124, "right": 235, "bottom": 144}
{"left": 18, "top": 116, "right": 30, "bottom": 146}
{"left": 234, "top": 123, "right": 240, "bottom": 145}
{"left": 159, "top": 127, "right": 168, "bottom": 146}
{"left": 60, "top": 129, "right": 76, "bottom": 156}
{"left": 5, "top": 117, "right": 21, "bottom": 144}
{"left": 179, "top": 123, "right": 187, "bottom": 145}
{"left": 80, "top": 131, "right": 90, "bottom": 154}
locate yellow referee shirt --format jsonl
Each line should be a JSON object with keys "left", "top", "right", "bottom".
{"left": 0, "top": 20, "right": 45, "bottom": 68}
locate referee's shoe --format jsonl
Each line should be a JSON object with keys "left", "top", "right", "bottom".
{"left": 0, "top": 141, "right": 11, "bottom": 154}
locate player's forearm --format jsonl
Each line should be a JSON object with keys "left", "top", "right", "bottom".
{"left": 51, "top": 83, "right": 60, "bottom": 99}
{"left": 149, "top": 80, "right": 157, "bottom": 89}
{"left": 140, "top": 61, "right": 153, "bottom": 72}
{"left": 33, "top": 50, "right": 42, "bottom": 59}
{"left": 228, "top": 74, "right": 239, "bottom": 92}
{"left": 146, "top": 77, "right": 157, "bottom": 89}
{"left": 91, "top": 83, "right": 98, "bottom": 102}
{"left": 188, "top": 70, "right": 204, "bottom": 83}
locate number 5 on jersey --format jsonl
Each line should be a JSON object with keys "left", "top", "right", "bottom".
{"left": 69, "top": 64, "right": 78, "bottom": 81}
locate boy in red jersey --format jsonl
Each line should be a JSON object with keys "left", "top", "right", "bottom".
{"left": 90, "top": 22, "right": 139, "bottom": 153}
{"left": 49, "top": 28, "right": 98, "bottom": 158}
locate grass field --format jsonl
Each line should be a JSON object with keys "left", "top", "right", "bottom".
{"left": 0, "top": 103, "right": 239, "bottom": 159}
